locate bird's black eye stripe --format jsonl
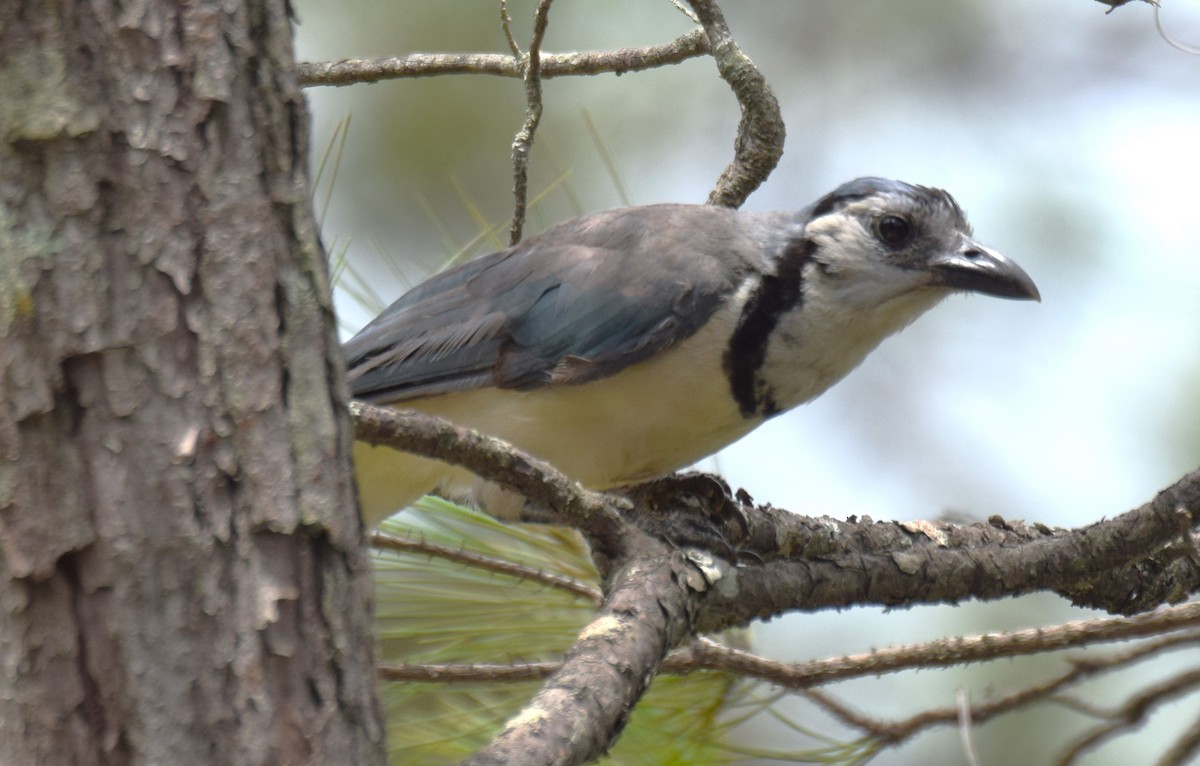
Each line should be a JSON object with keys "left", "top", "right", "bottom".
{"left": 876, "top": 215, "right": 912, "bottom": 248}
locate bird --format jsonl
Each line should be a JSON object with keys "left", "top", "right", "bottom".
{"left": 344, "top": 177, "right": 1039, "bottom": 527}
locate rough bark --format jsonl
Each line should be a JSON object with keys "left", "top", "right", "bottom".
{"left": 0, "top": 1, "right": 383, "bottom": 763}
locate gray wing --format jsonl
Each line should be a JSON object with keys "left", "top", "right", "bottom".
{"left": 344, "top": 204, "right": 767, "bottom": 404}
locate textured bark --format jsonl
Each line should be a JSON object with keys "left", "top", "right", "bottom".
{"left": 0, "top": 1, "right": 383, "bottom": 764}
{"left": 463, "top": 541, "right": 708, "bottom": 766}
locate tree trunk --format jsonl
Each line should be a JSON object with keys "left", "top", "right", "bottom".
{"left": 0, "top": 1, "right": 383, "bottom": 763}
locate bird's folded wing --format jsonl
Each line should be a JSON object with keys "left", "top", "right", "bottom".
{"left": 343, "top": 205, "right": 757, "bottom": 404}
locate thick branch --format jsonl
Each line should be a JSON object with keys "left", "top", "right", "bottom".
{"left": 676, "top": 469, "right": 1200, "bottom": 630}
{"left": 463, "top": 542, "right": 709, "bottom": 766}
{"left": 351, "top": 402, "right": 625, "bottom": 545}
{"left": 351, "top": 402, "right": 1200, "bottom": 764}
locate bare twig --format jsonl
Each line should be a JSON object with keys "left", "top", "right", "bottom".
{"left": 297, "top": 29, "right": 710, "bottom": 87}
{"left": 685, "top": 0, "right": 784, "bottom": 207}
{"left": 1155, "top": 4, "right": 1200, "bottom": 55}
{"left": 1156, "top": 714, "right": 1200, "bottom": 766}
{"left": 1096, "top": 0, "right": 1159, "bottom": 14}
{"left": 508, "top": 0, "right": 553, "bottom": 245}
{"left": 1055, "top": 667, "right": 1200, "bottom": 766}
{"left": 499, "top": 0, "right": 522, "bottom": 57}
{"left": 670, "top": 0, "right": 699, "bottom": 24}
{"left": 380, "top": 660, "right": 557, "bottom": 683}
{"left": 371, "top": 530, "right": 604, "bottom": 605}
{"left": 376, "top": 607, "right": 1200, "bottom": 690}
{"left": 678, "top": 603, "right": 1200, "bottom": 687}
{"left": 790, "top": 633, "right": 1196, "bottom": 751}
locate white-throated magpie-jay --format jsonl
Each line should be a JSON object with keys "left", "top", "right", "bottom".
{"left": 346, "top": 178, "right": 1039, "bottom": 526}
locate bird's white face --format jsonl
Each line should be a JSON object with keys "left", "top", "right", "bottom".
{"left": 802, "top": 190, "right": 971, "bottom": 311}
{"left": 750, "top": 185, "right": 1029, "bottom": 414}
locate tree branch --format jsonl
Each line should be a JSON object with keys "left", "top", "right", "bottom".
{"left": 508, "top": 0, "right": 553, "bottom": 245}
{"left": 1055, "top": 667, "right": 1200, "bottom": 765}
{"left": 352, "top": 398, "right": 1200, "bottom": 763}
{"left": 672, "top": 606, "right": 1200, "bottom": 686}
{"left": 685, "top": 0, "right": 784, "bottom": 207}
{"left": 806, "top": 633, "right": 1199, "bottom": 748}
{"left": 633, "top": 470, "right": 1200, "bottom": 631}
{"left": 351, "top": 402, "right": 627, "bottom": 547}
{"left": 462, "top": 541, "right": 710, "bottom": 766}
{"left": 296, "top": 29, "right": 710, "bottom": 87}
{"left": 370, "top": 530, "right": 604, "bottom": 606}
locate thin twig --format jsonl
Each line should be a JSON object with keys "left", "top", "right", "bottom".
{"left": 380, "top": 660, "right": 557, "bottom": 683}
{"left": 499, "top": 0, "right": 522, "bottom": 57}
{"left": 371, "top": 530, "right": 604, "bottom": 605}
{"left": 1156, "top": 713, "right": 1200, "bottom": 766}
{"left": 839, "top": 632, "right": 1200, "bottom": 744}
{"left": 508, "top": 0, "right": 553, "bottom": 245}
{"left": 1155, "top": 3, "right": 1200, "bottom": 54}
{"left": 369, "top": 614, "right": 1200, "bottom": 691}
{"left": 1055, "top": 667, "right": 1200, "bottom": 766}
{"left": 298, "top": 29, "right": 710, "bottom": 86}
{"left": 679, "top": 602, "right": 1200, "bottom": 688}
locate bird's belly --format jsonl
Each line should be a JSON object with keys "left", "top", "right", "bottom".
{"left": 416, "top": 339, "right": 755, "bottom": 491}
{"left": 353, "top": 297, "right": 760, "bottom": 524}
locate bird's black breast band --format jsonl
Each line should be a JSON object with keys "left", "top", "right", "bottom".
{"left": 723, "top": 237, "right": 816, "bottom": 419}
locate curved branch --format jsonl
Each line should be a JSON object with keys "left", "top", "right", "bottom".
{"left": 686, "top": 0, "right": 784, "bottom": 208}
{"left": 297, "top": 29, "right": 710, "bottom": 87}
{"left": 350, "top": 402, "right": 626, "bottom": 545}
{"left": 508, "top": 0, "right": 553, "bottom": 246}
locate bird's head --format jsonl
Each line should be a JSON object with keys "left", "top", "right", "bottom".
{"left": 800, "top": 177, "right": 1040, "bottom": 308}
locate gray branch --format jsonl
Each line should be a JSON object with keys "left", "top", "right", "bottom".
{"left": 297, "top": 29, "right": 710, "bottom": 87}
{"left": 508, "top": 0, "right": 554, "bottom": 246}
{"left": 686, "top": 0, "right": 785, "bottom": 208}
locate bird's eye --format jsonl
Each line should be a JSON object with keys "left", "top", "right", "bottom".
{"left": 876, "top": 215, "right": 912, "bottom": 248}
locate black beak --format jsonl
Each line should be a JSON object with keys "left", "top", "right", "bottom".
{"left": 929, "top": 238, "right": 1041, "bottom": 302}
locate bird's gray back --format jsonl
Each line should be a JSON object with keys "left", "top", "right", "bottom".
{"left": 344, "top": 204, "right": 790, "bottom": 403}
